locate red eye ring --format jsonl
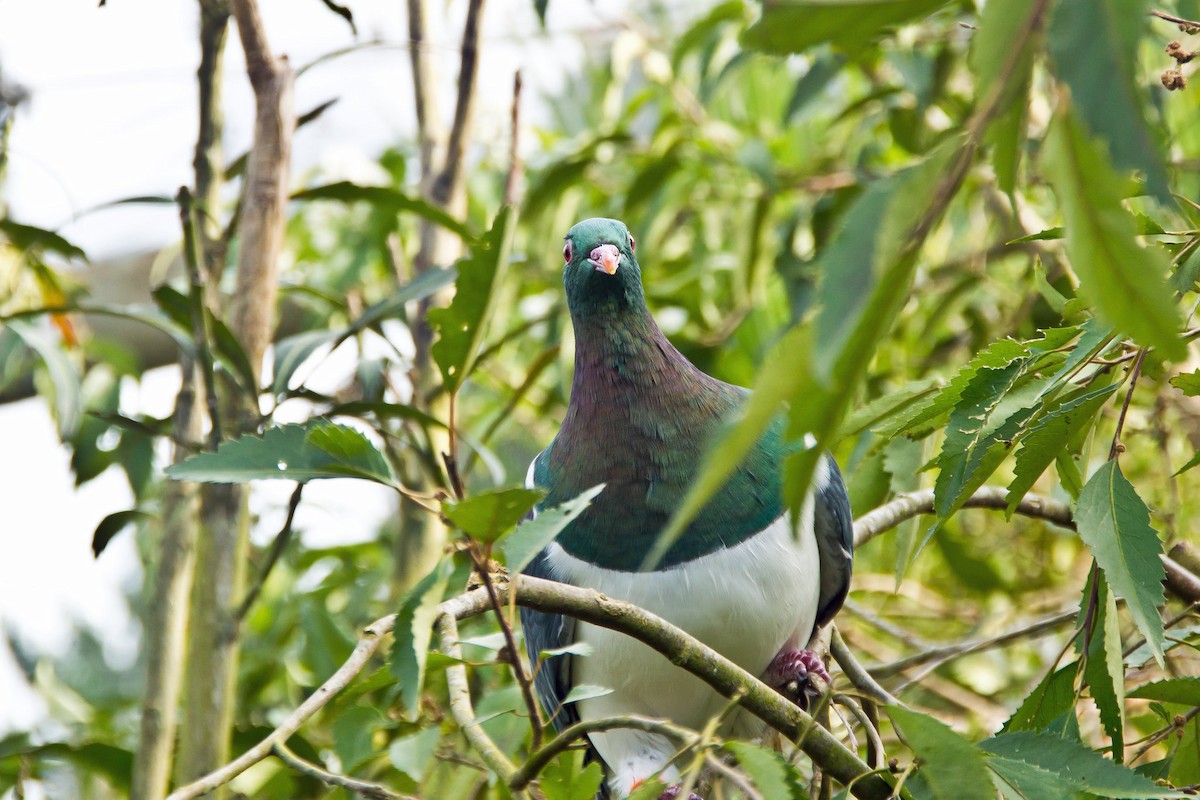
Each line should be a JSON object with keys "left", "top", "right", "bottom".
{"left": 629, "top": 234, "right": 636, "bottom": 252}
{"left": 563, "top": 241, "right": 572, "bottom": 263}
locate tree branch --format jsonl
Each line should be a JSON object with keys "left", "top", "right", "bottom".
{"left": 272, "top": 740, "right": 415, "bottom": 800}
{"left": 167, "top": 576, "right": 895, "bottom": 800}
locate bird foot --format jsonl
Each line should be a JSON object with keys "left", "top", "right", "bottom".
{"left": 657, "top": 786, "right": 703, "bottom": 800}
{"left": 765, "top": 648, "right": 829, "bottom": 706}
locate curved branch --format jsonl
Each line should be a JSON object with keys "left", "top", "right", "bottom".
{"left": 853, "top": 486, "right": 1200, "bottom": 602}
{"left": 272, "top": 741, "right": 414, "bottom": 800}
{"left": 168, "top": 576, "right": 895, "bottom": 800}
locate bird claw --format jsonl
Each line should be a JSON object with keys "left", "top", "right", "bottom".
{"left": 657, "top": 786, "right": 703, "bottom": 800}
{"left": 765, "top": 648, "right": 830, "bottom": 707}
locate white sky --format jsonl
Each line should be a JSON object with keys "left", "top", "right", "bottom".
{"left": 0, "top": 0, "right": 645, "bottom": 738}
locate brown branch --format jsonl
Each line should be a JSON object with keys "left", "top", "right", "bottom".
{"left": 1152, "top": 9, "right": 1200, "bottom": 31}
{"left": 830, "top": 627, "right": 902, "bottom": 708}
{"left": 272, "top": 741, "right": 414, "bottom": 800}
{"left": 167, "top": 576, "right": 895, "bottom": 800}
{"left": 235, "top": 482, "right": 303, "bottom": 623}
{"left": 430, "top": 0, "right": 485, "bottom": 208}
{"left": 1110, "top": 347, "right": 1148, "bottom": 460}
{"left": 503, "top": 70, "right": 523, "bottom": 207}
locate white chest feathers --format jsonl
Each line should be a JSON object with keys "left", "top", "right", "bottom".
{"left": 542, "top": 512, "right": 821, "bottom": 796}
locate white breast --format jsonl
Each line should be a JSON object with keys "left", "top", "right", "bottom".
{"left": 542, "top": 494, "right": 822, "bottom": 796}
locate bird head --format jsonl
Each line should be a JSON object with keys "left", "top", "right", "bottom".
{"left": 561, "top": 217, "right": 644, "bottom": 316}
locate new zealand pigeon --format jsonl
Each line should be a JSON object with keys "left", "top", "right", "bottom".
{"left": 520, "top": 218, "right": 853, "bottom": 800}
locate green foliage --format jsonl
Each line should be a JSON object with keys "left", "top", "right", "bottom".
{"left": 1075, "top": 461, "right": 1168, "bottom": 663}
{"left": 166, "top": 419, "right": 395, "bottom": 485}
{"left": 501, "top": 484, "right": 604, "bottom": 571}
{"left": 890, "top": 706, "right": 995, "bottom": 800}
{"left": 441, "top": 486, "right": 545, "bottom": 542}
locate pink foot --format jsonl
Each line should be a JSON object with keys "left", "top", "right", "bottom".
{"left": 765, "top": 648, "right": 830, "bottom": 706}
{"left": 658, "top": 787, "right": 703, "bottom": 800}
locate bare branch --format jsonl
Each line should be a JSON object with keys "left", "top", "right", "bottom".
{"left": 272, "top": 741, "right": 414, "bottom": 800}
{"left": 830, "top": 628, "right": 902, "bottom": 708}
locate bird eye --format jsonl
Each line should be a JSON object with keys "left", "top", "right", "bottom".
{"left": 628, "top": 234, "right": 636, "bottom": 252}
{"left": 563, "top": 241, "right": 572, "bottom": 263}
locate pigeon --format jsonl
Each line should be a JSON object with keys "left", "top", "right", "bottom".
{"left": 520, "top": 218, "right": 853, "bottom": 799}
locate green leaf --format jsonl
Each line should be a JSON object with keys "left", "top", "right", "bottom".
{"left": 272, "top": 329, "right": 337, "bottom": 395}
{"left": 502, "top": 485, "right": 605, "bottom": 572}
{"left": 0, "top": 218, "right": 87, "bottom": 260}
{"left": 981, "top": 731, "right": 1188, "bottom": 797}
{"left": 1079, "top": 569, "right": 1126, "bottom": 760}
{"left": 150, "top": 285, "right": 258, "bottom": 398}
{"left": 837, "top": 378, "right": 939, "bottom": 439}
{"left": 890, "top": 706, "right": 995, "bottom": 800}
{"left": 1042, "top": 113, "right": 1183, "bottom": 361}
{"left": 1129, "top": 677, "right": 1200, "bottom": 705}
{"left": 332, "top": 705, "right": 383, "bottom": 772}
{"left": 1171, "top": 715, "right": 1200, "bottom": 786}
{"left": 741, "top": 0, "right": 951, "bottom": 55}
{"left": 430, "top": 207, "right": 516, "bottom": 393}
{"left": 387, "top": 727, "right": 441, "bottom": 782}
{"left": 932, "top": 355, "right": 1030, "bottom": 524}
{"left": 345, "top": 266, "right": 458, "bottom": 336}
{"left": 1000, "top": 664, "right": 1075, "bottom": 735}
{"left": 292, "top": 181, "right": 475, "bottom": 240}
{"left": 441, "top": 486, "right": 546, "bottom": 542}
{"left": 1006, "top": 384, "right": 1117, "bottom": 516}
{"left": 390, "top": 558, "right": 451, "bottom": 720}
{"left": 539, "top": 752, "right": 605, "bottom": 800}
{"left": 1047, "top": 0, "right": 1168, "bottom": 201}
{"left": 91, "top": 509, "right": 149, "bottom": 557}
{"left": 1170, "top": 371, "right": 1200, "bottom": 397}
{"left": 1008, "top": 228, "right": 1064, "bottom": 244}
{"left": 987, "top": 755, "right": 1081, "bottom": 800}
{"left": 166, "top": 420, "right": 395, "bottom": 486}
{"left": 725, "top": 741, "right": 792, "bottom": 799}
{"left": 5, "top": 318, "right": 82, "bottom": 437}
{"left": 1075, "top": 461, "right": 1167, "bottom": 664}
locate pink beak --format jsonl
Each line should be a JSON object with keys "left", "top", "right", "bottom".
{"left": 587, "top": 243, "right": 621, "bottom": 275}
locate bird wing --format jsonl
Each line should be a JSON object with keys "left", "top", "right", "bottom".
{"left": 813, "top": 454, "right": 854, "bottom": 628}
{"left": 519, "top": 446, "right": 581, "bottom": 732}
{"left": 520, "top": 549, "right": 580, "bottom": 732}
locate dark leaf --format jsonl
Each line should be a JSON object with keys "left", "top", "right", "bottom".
{"left": 91, "top": 509, "right": 150, "bottom": 557}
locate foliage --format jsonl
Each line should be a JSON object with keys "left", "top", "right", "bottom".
{"left": 5, "top": 0, "right": 1200, "bottom": 798}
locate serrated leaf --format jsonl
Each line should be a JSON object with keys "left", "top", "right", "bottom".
{"left": 293, "top": 181, "right": 475, "bottom": 240}
{"left": 332, "top": 705, "right": 383, "bottom": 772}
{"left": 1047, "top": 0, "right": 1168, "bottom": 201}
{"left": 890, "top": 706, "right": 995, "bottom": 800}
{"left": 725, "top": 741, "right": 792, "bottom": 799}
{"left": 1006, "top": 384, "right": 1117, "bottom": 515}
{"left": 741, "top": 0, "right": 950, "bottom": 55}
{"left": 387, "top": 726, "right": 440, "bottom": 782}
{"left": 1042, "top": 112, "right": 1183, "bottom": 360}
{"left": 328, "top": 400, "right": 447, "bottom": 431}
{"left": 1076, "top": 461, "right": 1167, "bottom": 664}
{"left": 1170, "top": 371, "right": 1200, "bottom": 397}
{"left": 932, "top": 357, "right": 1030, "bottom": 524}
{"left": 540, "top": 752, "right": 605, "bottom": 800}
{"left": 838, "top": 379, "right": 939, "bottom": 438}
{"left": 1001, "top": 663, "right": 1075, "bottom": 735}
{"left": 390, "top": 558, "right": 451, "bottom": 720}
{"left": 430, "top": 207, "right": 516, "bottom": 393}
{"left": 1079, "top": 569, "right": 1125, "bottom": 759}
{"left": 1129, "top": 677, "right": 1200, "bottom": 705}
{"left": 502, "top": 484, "right": 604, "bottom": 571}
{"left": 988, "top": 755, "right": 1077, "bottom": 800}
{"left": 441, "top": 487, "right": 545, "bottom": 543}
{"left": 91, "top": 509, "right": 149, "bottom": 557}
{"left": 981, "top": 731, "right": 1188, "bottom": 797}
{"left": 166, "top": 420, "right": 394, "bottom": 486}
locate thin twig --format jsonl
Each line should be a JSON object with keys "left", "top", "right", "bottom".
{"left": 236, "top": 483, "right": 303, "bottom": 623}
{"left": 503, "top": 70, "right": 523, "bottom": 207}
{"left": 706, "top": 752, "right": 763, "bottom": 800}
{"left": 430, "top": 0, "right": 486, "bottom": 208}
{"left": 1110, "top": 347, "right": 1148, "bottom": 460}
{"left": 272, "top": 740, "right": 414, "bottom": 799}
{"left": 830, "top": 628, "right": 903, "bottom": 708}
{"left": 466, "top": 546, "right": 545, "bottom": 748}
{"left": 833, "top": 695, "right": 886, "bottom": 770}
{"left": 1152, "top": 9, "right": 1200, "bottom": 30}
{"left": 510, "top": 715, "right": 698, "bottom": 790}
